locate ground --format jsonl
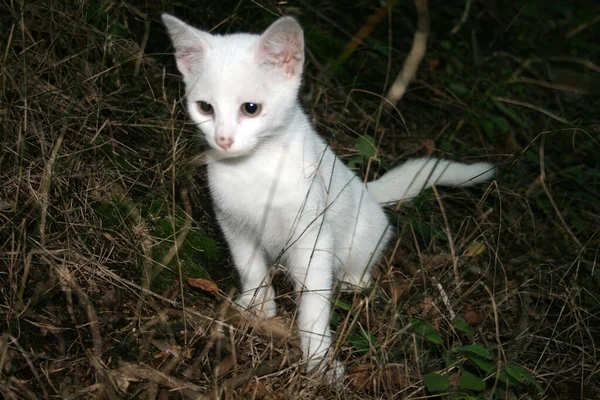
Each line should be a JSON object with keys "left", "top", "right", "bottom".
{"left": 1, "top": 0, "right": 599, "bottom": 399}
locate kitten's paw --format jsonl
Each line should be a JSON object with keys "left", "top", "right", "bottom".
{"left": 234, "top": 293, "right": 277, "bottom": 319}
{"left": 307, "top": 357, "right": 346, "bottom": 386}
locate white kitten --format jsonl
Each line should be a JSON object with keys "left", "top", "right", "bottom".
{"left": 162, "top": 14, "right": 495, "bottom": 382}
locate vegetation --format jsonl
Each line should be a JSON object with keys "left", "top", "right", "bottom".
{"left": 1, "top": 0, "right": 598, "bottom": 398}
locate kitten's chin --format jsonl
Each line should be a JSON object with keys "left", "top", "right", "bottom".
{"left": 207, "top": 143, "right": 255, "bottom": 159}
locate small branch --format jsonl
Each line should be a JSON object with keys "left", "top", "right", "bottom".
{"left": 334, "top": 4, "right": 389, "bottom": 67}
{"left": 539, "top": 135, "right": 583, "bottom": 249}
{"left": 450, "top": 0, "right": 472, "bottom": 35}
{"left": 206, "top": 349, "right": 302, "bottom": 398}
{"left": 547, "top": 55, "right": 600, "bottom": 74}
{"left": 385, "top": 0, "right": 429, "bottom": 106}
{"left": 115, "top": 362, "right": 208, "bottom": 399}
{"left": 432, "top": 185, "right": 462, "bottom": 296}
{"left": 480, "top": 283, "right": 504, "bottom": 400}
{"left": 39, "top": 130, "right": 64, "bottom": 248}
{"left": 494, "top": 96, "right": 571, "bottom": 125}
{"left": 509, "top": 76, "right": 589, "bottom": 95}
{"left": 431, "top": 277, "right": 456, "bottom": 319}
{"left": 566, "top": 15, "right": 600, "bottom": 38}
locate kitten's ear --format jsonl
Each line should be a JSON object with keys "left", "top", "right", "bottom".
{"left": 162, "top": 13, "right": 210, "bottom": 77}
{"left": 257, "top": 17, "right": 304, "bottom": 78}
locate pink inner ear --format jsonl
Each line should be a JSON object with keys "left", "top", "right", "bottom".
{"left": 260, "top": 32, "right": 303, "bottom": 78}
{"left": 176, "top": 46, "right": 204, "bottom": 76}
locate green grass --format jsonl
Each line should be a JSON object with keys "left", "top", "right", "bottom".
{"left": 1, "top": 0, "right": 599, "bottom": 398}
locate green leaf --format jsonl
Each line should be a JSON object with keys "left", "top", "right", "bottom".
{"left": 453, "top": 319, "right": 473, "bottom": 337}
{"left": 329, "top": 311, "right": 340, "bottom": 327}
{"left": 410, "top": 318, "right": 443, "bottom": 344}
{"left": 497, "top": 368, "right": 520, "bottom": 386}
{"left": 441, "top": 40, "right": 452, "bottom": 50}
{"left": 444, "top": 351, "right": 458, "bottom": 367}
{"left": 505, "top": 364, "right": 543, "bottom": 392}
{"left": 347, "top": 330, "right": 377, "bottom": 353}
{"left": 354, "top": 135, "right": 377, "bottom": 158}
{"left": 453, "top": 345, "right": 493, "bottom": 360}
{"left": 489, "top": 115, "right": 510, "bottom": 133}
{"left": 493, "top": 99, "right": 528, "bottom": 129}
{"left": 347, "top": 156, "right": 362, "bottom": 170}
{"left": 588, "top": 168, "right": 600, "bottom": 179}
{"left": 423, "top": 372, "right": 450, "bottom": 392}
{"left": 482, "top": 120, "right": 495, "bottom": 140}
{"left": 409, "top": 218, "right": 448, "bottom": 241}
{"left": 331, "top": 298, "right": 352, "bottom": 311}
{"left": 449, "top": 82, "right": 469, "bottom": 95}
{"left": 468, "top": 354, "right": 494, "bottom": 373}
{"left": 459, "top": 371, "right": 485, "bottom": 391}
{"left": 525, "top": 149, "right": 540, "bottom": 164}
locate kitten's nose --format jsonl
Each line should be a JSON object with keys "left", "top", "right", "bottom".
{"left": 216, "top": 135, "right": 234, "bottom": 150}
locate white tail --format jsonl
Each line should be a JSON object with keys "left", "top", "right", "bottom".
{"left": 366, "top": 158, "right": 495, "bottom": 204}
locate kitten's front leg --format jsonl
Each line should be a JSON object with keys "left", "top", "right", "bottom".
{"left": 287, "top": 232, "right": 345, "bottom": 383}
{"left": 220, "top": 222, "right": 276, "bottom": 319}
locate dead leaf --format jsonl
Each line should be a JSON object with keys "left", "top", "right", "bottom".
{"left": 505, "top": 131, "right": 523, "bottom": 154}
{"left": 243, "top": 380, "right": 267, "bottom": 397}
{"left": 455, "top": 119, "right": 465, "bottom": 132}
{"left": 425, "top": 254, "right": 451, "bottom": 271}
{"left": 462, "top": 304, "right": 484, "bottom": 325}
{"left": 422, "top": 138, "right": 436, "bottom": 155}
{"left": 390, "top": 283, "right": 411, "bottom": 303}
{"left": 348, "top": 364, "right": 374, "bottom": 391}
{"left": 216, "top": 354, "right": 235, "bottom": 378}
{"left": 426, "top": 58, "right": 440, "bottom": 70}
{"left": 186, "top": 277, "right": 219, "bottom": 296}
{"left": 348, "top": 364, "right": 410, "bottom": 391}
{"left": 162, "top": 282, "right": 179, "bottom": 300}
{"left": 463, "top": 241, "right": 486, "bottom": 258}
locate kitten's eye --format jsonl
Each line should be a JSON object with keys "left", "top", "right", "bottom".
{"left": 197, "top": 101, "right": 213, "bottom": 115}
{"left": 241, "top": 102, "right": 262, "bottom": 117}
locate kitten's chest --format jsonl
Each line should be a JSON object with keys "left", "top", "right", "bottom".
{"left": 207, "top": 151, "right": 315, "bottom": 232}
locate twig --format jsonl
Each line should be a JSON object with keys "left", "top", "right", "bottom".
{"left": 480, "top": 283, "right": 504, "bottom": 400}
{"left": 3, "top": 335, "right": 49, "bottom": 399}
{"left": 432, "top": 185, "right": 462, "bottom": 296}
{"left": 566, "top": 15, "right": 600, "bottom": 38}
{"left": 133, "top": 20, "right": 150, "bottom": 77}
{"left": 509, "top": 76, "right": 589, "bottom": 95}
{"left": 450, "top": 0, "right": 472, "bottom": 35}
{"left": 539, "top": 135, "right": 583, "bottom": 249}
{"left": 494, "top": 96, "right": 571, "bottom": 125}
{"left": 115, "top": 362, "right": 208, "bottom": 399}
{"left": 1, "top": 22, "right": 15, "bottom": 98}
{"left": 547, "top": 55, "right": 600, "bottom": 74}
{"left": 333, "top": 3, "right": 390, "bottom": 67}
{"left": 431, "top": 276, "right": 456, "bottom": 319}
{"left": 39, "top": 130, "right": 65, "bottom": 248}
{"left": 160, "top": 189, "right": 192, "bottom": 268}
{"left": 206, "top": 349, "right": 302, "bottom": 397}
{"left": 385, "top": 0, "right": 429, "bottom": 106}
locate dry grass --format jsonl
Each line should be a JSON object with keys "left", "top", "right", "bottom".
{"left": 1, "top": 0, "right": 599, "bottom": 399}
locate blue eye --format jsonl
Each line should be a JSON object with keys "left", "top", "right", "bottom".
{"left": 197, "top": 101, "right": 213, "bottom": 115}
{"left": 241, "top": 102, "right": 262, "bottom": 117}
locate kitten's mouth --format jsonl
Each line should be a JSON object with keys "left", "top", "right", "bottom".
{"left": 209, "top": 142, "right": 250, "bottom": 159}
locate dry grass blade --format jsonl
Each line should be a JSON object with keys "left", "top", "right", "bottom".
{"left": 115, "top": 362, "right": 208, "bottom": 399}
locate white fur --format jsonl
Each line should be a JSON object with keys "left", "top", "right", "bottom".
{"left": 162, "top": 14, "right": 495, "bottom": 382}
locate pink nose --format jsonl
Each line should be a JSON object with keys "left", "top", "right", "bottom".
{"left": 216, "top": 135, "right": 234, "bottom": 150}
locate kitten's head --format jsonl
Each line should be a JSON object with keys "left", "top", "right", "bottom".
{"left": 162, "top": 14, "right": 304, "bottom": 157}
